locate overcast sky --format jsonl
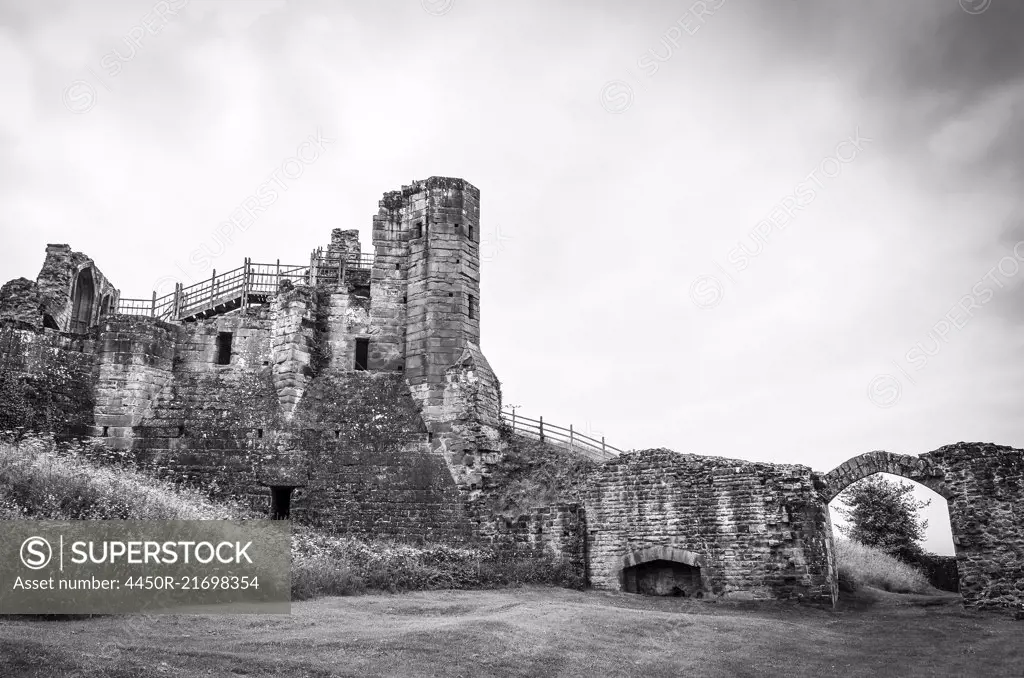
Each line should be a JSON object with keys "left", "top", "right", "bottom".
{"left": 2, "top": 0, "right": 1022, "bottom": 554}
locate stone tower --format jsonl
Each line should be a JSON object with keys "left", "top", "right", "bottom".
{"left": 399, "top": 177, "right": 481, "bottom": 423}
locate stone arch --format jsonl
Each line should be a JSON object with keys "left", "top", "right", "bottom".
{"left": 819, "top": 450, "right": 949, "bottom": 503}
{"left": 618, "top": 545, "right": 707, "bottom": 596}
{"left": 821, "top": 450, "right": 966, "bottom": 601}
{"left": 70, "top": 267, "right": 96, "bottom": 333}
{"left": 98, "top": 294, "right": 111, "bottom": 319}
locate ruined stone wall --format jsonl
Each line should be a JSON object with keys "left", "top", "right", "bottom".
{"left": 818, "top": 444, "right": 1024, "bottom": 613}
{"left": 269, "top": 287, "right": 314, "bottom": 418}
{"left": 585, "top": 449, "right": 835, "bottom": 602}
{"left": 125, "top": 310, "right": 280, "bottom": 501}
{"left": 91, "top": 309, "right": 475, "bottom": 540}
{"left": 0, "top": 279, "right": 44, "bottom": 329}
{"left": 481, "top": 504, "right": 587, "bottom": 578}
{"left": 368, "top": 204, "right": 410, "bottom": 372}
{"left": 286, "top": 371, "right": 474, "bottom": 541}
{"left": 92, "top": 317, "right": 179, "bottom": 450}
{"left": 923, "top": 443, "right": 1023, "bottom": 612}
{"left": 0, "top": 325, "right": 96, "bottom": 437}
{"left": 34, "top": 244, "right": 119, "bottom": 332}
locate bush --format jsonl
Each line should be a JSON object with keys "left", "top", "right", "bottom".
{"left": 834, "top": 538, "right": 931, "bottom": 594}
{"left": 906, "top": 551, "right": 959, "bottom": 592}
{"left": 290, "top": 528, "right": 585, "bottom": 598}
{"left": 835, "top": 475, "right": 929, "bottom": 563}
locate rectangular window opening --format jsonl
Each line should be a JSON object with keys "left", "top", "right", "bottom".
{"left": 101, "top": 426, "right": 109, "bottom": 437}
{"left": 468, "top": 294, "right": 477, "bottom": 320}
{"left": 257, "top": 428, "right": 264, "bottom": 439}
{"left": 468, "top": 224, "right": 475, "bottom": 241}
{"left": 216, "top": 332, "right": 233, "bottom": 365}
{"left": 355, "top": 338, "right": 369, "bottom": 371}
{"left": 412, "top": 222, "right": 423, "bottom": 239}
{"left": 177, "top": 425, "right": 185, "bottom": 437}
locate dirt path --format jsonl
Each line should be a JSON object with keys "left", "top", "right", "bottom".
{"left": 1, "top": 587, "right": 1020, "bottom": 677}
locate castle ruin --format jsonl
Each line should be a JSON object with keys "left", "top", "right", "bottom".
{"left": 1, "top": 176, "right": 1021, "bottom": 614}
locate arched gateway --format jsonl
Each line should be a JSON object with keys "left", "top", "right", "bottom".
{"left": 818, "top": 450, "right": 949, "bottom": 502}
{"left": 819, "top": 444, "right": 1024, "bottom": 613}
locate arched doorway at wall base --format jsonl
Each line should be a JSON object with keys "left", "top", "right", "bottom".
{"left": 619, "top": 545, "right": 706, "bottom": 597}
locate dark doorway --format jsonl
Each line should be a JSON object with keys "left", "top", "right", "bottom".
{"left": 216, "top": 332, "right": 233, "bottom": 365}
{"left": 354, "top": 338, "right": 369, "bottom": 371}
{"left": 270, "top": 486, "right": 294, "bottom": 520}
{"left": 622, "top": 560, "right": 703, "bottom": 597}
{"left": 70, "top": 268, "right": 96, "bottom": 333}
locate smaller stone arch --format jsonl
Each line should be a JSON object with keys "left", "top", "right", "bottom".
{"left": 98, "top": 294, "right": 111, "bottom": 319}
{"left": 819, "top": 450, "right": 948, "bottom": 503}
{"left": 69, "top": 266, "right": 96, "bottom": 333}
{"left": 618, "top": 545, "right": 707, "bottom": 596}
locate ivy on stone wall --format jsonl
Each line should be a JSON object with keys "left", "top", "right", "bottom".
{"left": 180, "top": 368, "right": 282, "bottom": 432}
{"left": 0, "top": 330, "right": 94, "bottom": 439}
{"left": 292, "top": 371, "right": 426, "bottom": 454}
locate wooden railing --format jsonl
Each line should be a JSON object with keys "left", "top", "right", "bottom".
{"left": 115, "top": 249, "right": 374, "bottom": 321}
{"left": 500, "top": 409, "right": 623, "bottom": 462}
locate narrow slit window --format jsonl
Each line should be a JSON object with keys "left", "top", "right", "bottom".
{"left": 412, "top": 222, "right": 423, "bottom": 239}
{"left": 355, "top": 338, "right": 369, "bottom": 371}
{"left": 216, "top": 332, "right": 233, "bottom": 365}
{"left": 468, "top": 294, "right": 477, "bottom": 320}
{"left": 468, "top": 224, "right": 475, "bottom": 241}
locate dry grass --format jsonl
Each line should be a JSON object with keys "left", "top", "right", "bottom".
{"left": 0, "top": 434, "right": 583, "bottom": 600}
{"left": 0, "top": 587, "right": 1019, "bottom": 677}
{"left": 0, "top": 434, "right": 251, "bottom": 521}
{"left": 291, "top": 529, "right": 584, "bottom": 599}
{"left": 834, "top": 537, "right": 932, "bottom": 594}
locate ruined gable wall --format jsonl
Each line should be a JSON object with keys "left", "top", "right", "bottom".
{"left": 35, "top": 244, "right": 119, "bottom": 332}
{"left": 585, "top": 449, "right": 835, "bottom": 602}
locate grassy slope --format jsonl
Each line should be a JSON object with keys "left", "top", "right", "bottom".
{"left": 0, "top": 436, "right": 582, "bottom": 599}
{"left": 834, "top": 538, "right": 933, "bottom": 594}
{"left": 0, "top": 587, "right": 1019, "bottom": 678}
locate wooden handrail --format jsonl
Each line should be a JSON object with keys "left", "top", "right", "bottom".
{"left": 500, "top": 409, "right": 623, "bottom": 459}
{"left": 114, "top": 251, "right": 376, "bottom": 320}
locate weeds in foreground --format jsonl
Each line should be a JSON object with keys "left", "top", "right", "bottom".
{"left": 0, "top": 433, "right": 250, "bottom": 520}
{"left": 290, "top": 529, "right": 585, "bottom": 600}
{"left": 0, "top": 433, "right": 584, "bottom": 601}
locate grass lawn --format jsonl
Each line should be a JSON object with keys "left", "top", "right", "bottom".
{"left": 1, "top": 586, "right": 1021, "bottom": 677}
